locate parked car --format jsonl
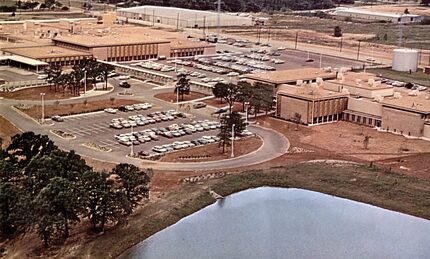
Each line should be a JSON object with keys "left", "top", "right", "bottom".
{"left": 192, "top": 102, "right": 207, "bottom": 109}
{"left": 104, "top": 108, "right": 118, "bottom": 114}
{"left": 118, "top": 75, "right": 131, "bottom": 80}
{"left": 51, "top": 115, "right": 64, "bottom": 122}
{"left": 119, "top": 81, "right": 131, "bottom": 88}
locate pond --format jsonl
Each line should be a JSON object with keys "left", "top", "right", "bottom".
{"left": 120, "top": 187, "right": 430, "bottom": 259}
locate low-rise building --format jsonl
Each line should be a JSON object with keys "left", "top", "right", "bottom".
{"left": 243, "top": 68, "right": 337, "bottom": 91}
{"left": 332, "top": 7, "right": 424, "bottom": 24}
{"left": 0, "top": 19, "right": 215, "bottom": 68}
{"left": 274, "top": 69, "right": 430, "bottom": 140}
{"left": 276, "top": 83, "right": 348, "bottom": 125}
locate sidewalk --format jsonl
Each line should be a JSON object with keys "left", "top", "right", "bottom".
{"left": 70, "top": 82, "right": 115, "bottom": 100}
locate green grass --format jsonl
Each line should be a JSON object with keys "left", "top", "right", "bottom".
{"left": 369, "top": 68, "right": 430, "bottom": 86}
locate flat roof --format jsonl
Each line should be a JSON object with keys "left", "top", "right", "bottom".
{"left": 278, "top": 84, "right": 348, "bottom": 101}
{"left": 334, "top": 8, "right": 422, "bottom": 18}
{"left": 3, "top": 46, "right": 91, "bottom": 59}
{"left": 53, "top": 31, "right": 170, "bottom": 48}
{"left": 381, "top": 93, "right": 430, "bottom": 114}
{"left": 327, "top": 72, "right": 393, "bottom": 90}
{"left": 0, "top": 55, "right": 48, "bottom": 66}
{"left": 244, "top": 68, "right": 337, "bottom": 85}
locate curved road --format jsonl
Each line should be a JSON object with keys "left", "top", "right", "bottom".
{"left": 0, "top": 80, "right": 289, "bottom": 171}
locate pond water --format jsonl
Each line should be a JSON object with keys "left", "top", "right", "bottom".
{"left": 120, "top": 187, "right": 430, "bottom": 259}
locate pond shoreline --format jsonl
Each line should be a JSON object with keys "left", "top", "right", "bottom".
{"left": 58, "top": 162, "right": 430, "bottom": 258}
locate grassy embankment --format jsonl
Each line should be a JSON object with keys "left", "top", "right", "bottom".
{"left": 369, "top": 68, "right": 430, "bottom": 86}
{"left": 63, "top": 162, "right": 430, "bottom": 259}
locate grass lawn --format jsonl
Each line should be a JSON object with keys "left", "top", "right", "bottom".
{"left": 369, "top": 68, "right": 430, "bottom": 86}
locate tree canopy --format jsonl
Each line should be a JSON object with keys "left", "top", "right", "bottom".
{"left": 0, "top": 132, "right": 151, "bottom": 246}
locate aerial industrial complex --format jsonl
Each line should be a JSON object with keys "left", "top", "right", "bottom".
{"left": 0, "top": 15, "right": 214, "bottom": 69}
{"left": 0, "top": 2, "right": 430, "bottom": 258}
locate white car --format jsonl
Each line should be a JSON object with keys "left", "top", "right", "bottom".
{"left": 37, "top": 74, "right": 48, "bottom": 80}
{"left": 104, "top": 108, "right": 118, "bottom": 114}
{"left": 118, "top": 75, "right": 131, "bottom": 80}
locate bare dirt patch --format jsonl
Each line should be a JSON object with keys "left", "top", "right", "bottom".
{"left": 0, "top": 85, "right": 95, "bottom": 101}
{"left": 20, "top": 99, "right": 141, "bottom": 119}
{"left": 359, "top": 5, "right": 430, "bottom": 17}
{"left": 0, "top": 115, "right": 21, "bottom": 148}
{"left": 154, "top": 91, "right": 208, "bottom": 103}
{"left": 250, "top": 116, "right": 430, "bottom": 180}
{"left": 159, "top": 136, "right": 263, "bottom": 162}
{"left": 299, "top": 121, "right": 430, "bottom": 161}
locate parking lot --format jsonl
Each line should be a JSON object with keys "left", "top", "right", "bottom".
{"left": 51, "top": 101, "right": 226, "bottom": 158}
{"left": 0, "top": 69, "right": 39, "bottom": 82}
{"left": 119, "top": 47, "right": 363, "bottom": 87}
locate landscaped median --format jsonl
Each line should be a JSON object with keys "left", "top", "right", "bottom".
{"left": 15, "top": 99, "right": 142, "bottom": 120}
{"left": 50, "top": 129, "right": 76, "bottom": 140}
{"left": 82, "top": 142, "right": 112, "bottom": 153}
{"left": 159, "top": 136, "right": 263, "bottom": 162}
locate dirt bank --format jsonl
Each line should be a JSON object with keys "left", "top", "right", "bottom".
{"left": 29, "top": 162, "right": 430, "bottom": 259}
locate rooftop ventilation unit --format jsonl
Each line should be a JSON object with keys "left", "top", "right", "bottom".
{"left": 393, "top": 92, "right": 402, "bottom": 99}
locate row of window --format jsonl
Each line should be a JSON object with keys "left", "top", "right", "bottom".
{"left": 107, "top": 54, "right": 157, "bottom": 62}
{"left": 344, "top": 113, "right": 381, "bottom": 127}
{"left": 171, "top": 49, "right": 204, "bottom": 57}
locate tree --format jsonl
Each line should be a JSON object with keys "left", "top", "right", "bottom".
{"left": 45, "top": 64, "right": 63, "bottom": 92}
{"left": 111, "top": 164, "right": 151, "bottom": 209}
{"left": 6, "top": 132, "right": 56, "bottom": 166}
{"left": 404, "top": 8, "right": 410, "bottom": 14}
{"left": 218, "top": 112, "right": 246, "bottom": 153}
{"left": 334, "top": 26, "right": 342, "bottom": 37}
{"left": 292, "top": 112, "right": 302, "bottom": 130}
{"left": 363, "top": 135, "right": 370, "bottom": 150}
{"left": 212, "top": 82, "right": 230, "bottom": 103}
{"left": 34, "top": 177, "right": 84, "bottom": 239}
{"left": 174, "top": 72, "right": 190, "bottom": 101}
{"left": 0, "top": 183, "right": 31, "bottom": 236}
{"left": 82, "top": 171, "right": 130, "bottom": 232}
{"left": 98, "top": 63, "right": 114, "bottom": 90}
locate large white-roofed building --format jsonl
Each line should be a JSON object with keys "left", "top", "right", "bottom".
{"left": 117, "top": 6, "right": 254, "bottom": 28}
{"left": 332, "top": 7, "right": 423, "bottom": 24}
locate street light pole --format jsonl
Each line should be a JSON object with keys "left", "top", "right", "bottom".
{"left": 244, "top": 102, "right": 249, "bottom": 127}
{"left": 130, "top": 125, "right": 134, "bottom": 157}
{"left": 40, "top": 92, "right": 45, "bottom": 124}
{"left": 84, "top": 70, "right": 87, "bottom": 94}
{"left": 231, "top": 123, "right": 235, "bottom": 158}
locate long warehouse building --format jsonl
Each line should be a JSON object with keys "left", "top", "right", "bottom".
{"left": 117, "top": 5, "right": 255, "bottom": 28}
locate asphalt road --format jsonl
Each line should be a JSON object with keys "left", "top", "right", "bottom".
{"left": 0, "top": 79, "right": 290, "bottom": 171}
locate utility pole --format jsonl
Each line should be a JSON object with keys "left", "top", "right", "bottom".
{"left": 357, "top": 40, "right": 361, "bottom": 60}
{"left": 231, "top": 123, "right": 235, "bottom": 158}
{"left": 152, "top": 10, "right": 155, "bottom": 26}
{"left": 176, "top": 12, "right": 179, "bottom": 30}
{"left": 40, "top": 92, "right": 45, "bottom": 124}
{"left": 217, "top": 0, "right": 221, "bottom": 38}
{"left": 203, "top": 16, "right": 206, "bottom": 36}
{"left": 340, "top": 37, "right": 343, "bottom": 52}
{"left": 130, "top": 125, "right": 134, "bottom": 157}
{"left": 244, "top": 102, "right": 249, "bottom": 129}
{"left": 84, "top": 70, "right": 87, "bottom": 94}
{"left": 267, "top": 26, "right": 271, "bottom": 42}
{"left": 294, "top": 31, "right": 298, "bottom": 50}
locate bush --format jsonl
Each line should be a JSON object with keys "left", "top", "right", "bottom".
{"left": 0, "top": 5, "right": 17, "bottom": 12}
{"left": 61, "top": 6, "right": 69, "bottom": 11}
